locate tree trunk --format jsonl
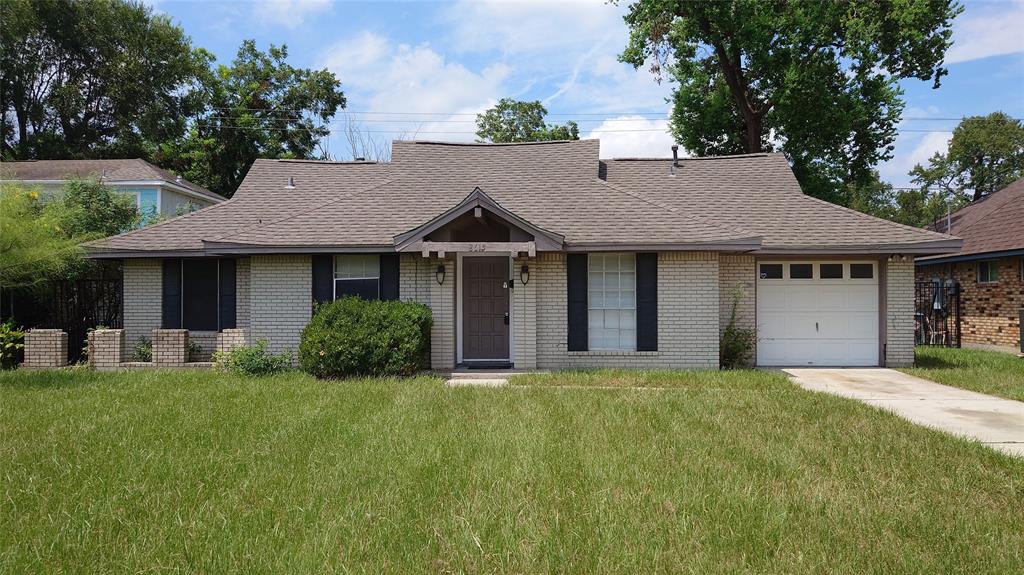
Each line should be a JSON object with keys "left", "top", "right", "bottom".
{"left": 744, "top": 112, "right": 763, "bottom": 154}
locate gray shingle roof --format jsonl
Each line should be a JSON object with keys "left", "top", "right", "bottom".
{"left": 0, "top": 158, "right": 223, "bottom": 203}
{"left": 84, "top": 140, "right": 959, "bottom": 256}
{"left": 918, "top": 176, "right": 1024, "bottom": 262}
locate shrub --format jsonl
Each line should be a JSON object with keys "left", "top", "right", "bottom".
{"left": 299, "top": 297, "right": 432, "bottom": 378}
{"left": 187, "top": 340, "right": 203, "bottom": 362}
{"left": 212, "top": 339, "right": 292, "bottom": 376}
{"left": 133, "top": 337, "right": 153, "bottom": 362}
{"left": 0, "top": 321, "right": 25, "bottom": 369}
{"left": 720, "top": 286, "right": 754, "bottom": 369}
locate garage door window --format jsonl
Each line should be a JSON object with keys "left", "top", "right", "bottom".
{"left": 759, "top": 264, "right": 783, "bottom": 279}
{"left": 820, "top": 264, "right": 843, "bottom": 279}
{"left": 789, "top": 263, "right": 813, "bottom": 279}
{"left": 850, "top": 263, "right": 874, "bottom": 279}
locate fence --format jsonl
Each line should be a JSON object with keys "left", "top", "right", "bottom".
{"left": 914, "top": 280, "right": 961, "bottom": 348}
{"left": 1, "top": 278, "right": 122, "bottom": 363}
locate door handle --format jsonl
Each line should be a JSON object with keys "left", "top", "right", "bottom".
{"left": 504, "top": 312, "right": 510, "bottom": 325}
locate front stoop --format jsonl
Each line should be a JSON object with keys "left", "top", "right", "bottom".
{"left": 440, "top": 369, "right": 550, "bottom": 388}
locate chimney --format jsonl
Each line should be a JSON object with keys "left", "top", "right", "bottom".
{"left": 285, "top": 176, "right": 295, "bottom": 189}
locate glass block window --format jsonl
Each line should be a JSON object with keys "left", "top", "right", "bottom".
{"left": 588, "top": 253, "right": 636, "bottom": 351}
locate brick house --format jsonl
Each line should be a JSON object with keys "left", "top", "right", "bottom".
{"left": 916, "top": 177, "right": 1024, "bottom": 352}
{"left": 84, "top": 140, "right": 960, "bottom": 369}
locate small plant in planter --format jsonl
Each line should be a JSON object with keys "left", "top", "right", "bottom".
{"left": 132, "top": 337, "right": 153, "bottom": 362}
{"left": 720, "top": 285, "right": 754, "bottom": 369}
{"left": 213, "top": 339, "right": 292, "bottom": 376}
{"left": 187, "top": 340, "right": 203, "bottom": 362}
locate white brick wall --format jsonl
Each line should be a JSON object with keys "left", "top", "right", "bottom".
{"left": 719, "top": 255, "right": 756, "bottom": 362}
{"left": 535, "top": 252, "right": 720, "bottom": 369}
{"left": 512, "top": 256, "right": 538, "bottom": 369}
{"left": 249, "top": 255, "right": 312, "bottom": 358}
{"left": 123, "top": 259, "right": 162, "bottom": 348}
{"left": 398, "top": 254, "right": 455, "bottom": 369}
{"left": 236, "top": 257, "right": 251, "bottom": 330}
{"left": 886, "top": 257, "right": 915, "bottom": 367}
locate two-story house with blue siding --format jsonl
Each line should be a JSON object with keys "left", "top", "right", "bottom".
{"left": 0, "top": 158, "right": 223, "bottom": 226}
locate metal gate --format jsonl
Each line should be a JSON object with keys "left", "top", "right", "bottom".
{"left": 914, "top": 280, "right": 961, "bottom": 347}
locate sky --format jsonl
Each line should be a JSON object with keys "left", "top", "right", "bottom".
{"left": 149, "top": 0, "right": 1024, "bottom": 188}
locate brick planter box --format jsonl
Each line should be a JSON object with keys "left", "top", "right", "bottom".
{"left": 23, "top": 329, "right": 68, "bottom": 369}
{"left": 153, "top": 329, "right": 189, "bottom": 367}
{"left": 88, "top": 329, "right": 126, "bottom": 371}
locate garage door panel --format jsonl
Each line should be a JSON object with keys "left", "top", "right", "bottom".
{"left": 756, "top": 261, "right": 879, "bottom": 367}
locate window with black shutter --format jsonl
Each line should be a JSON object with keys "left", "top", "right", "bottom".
{"left": 162, "top": 258, "right": 236, "bottom": 331}
{"left": 334, "top": 255, "right": 381, "bottom": 299}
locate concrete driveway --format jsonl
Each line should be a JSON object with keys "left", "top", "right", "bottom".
{"left": 784, "top": 368, "right": 1024, "bottom": 457}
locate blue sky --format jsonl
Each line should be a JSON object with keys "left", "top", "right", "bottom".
{"left": 151, "top": 0, "right": 1024, "bottom": 187}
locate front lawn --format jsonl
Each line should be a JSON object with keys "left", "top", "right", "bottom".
{"left": 1, "top": 369, "right": 1021, "bottom": 573}
{"left": 904, "top": 346, "right": 1024, "bottom": 402}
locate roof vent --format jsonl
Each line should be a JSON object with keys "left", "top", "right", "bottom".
{"left": 285, "top": 176, "right": 295, "bottom": 189}
{"left": 671, "top": 145, "right": 679, "bottom": 167}
{"left": 355, "top": 156, "right": 366, "bottom": 161}
{"left": 175, "top": 174, "right": 182, "bottom": 183}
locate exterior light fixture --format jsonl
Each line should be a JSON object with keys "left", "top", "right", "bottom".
{"left": 520, "top": 264, "right": 530, "bottom": 285}
{"left": 435, "top": 264, "right": 446, "bottom": 285}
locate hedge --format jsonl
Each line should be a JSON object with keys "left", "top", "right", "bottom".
{"left": 298, "top": 297, "right": 432, "bottom": 378}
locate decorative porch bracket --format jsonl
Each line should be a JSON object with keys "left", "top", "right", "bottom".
{"left": 410, "top": 241, "right": 537, "bottom": 258}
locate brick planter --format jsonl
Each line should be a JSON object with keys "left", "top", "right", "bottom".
{"left": 216, "top": 328, "right": 249, "bottom": 355}
{"left": 88, "top": 329, "right": 125, "bottom": 371}
{"left": 23, "top": 329, "right": 68, "bottom": 369}
{"left": 153, "top": 329, "right": 189, "bottom": 367}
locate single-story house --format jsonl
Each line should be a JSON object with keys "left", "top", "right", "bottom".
{"left": 84, "top": 140, "right": 960, "bottom": 368}
{"left": 916, "top": 177, "right": 1024, "bottom": 352}
{"left": 1, "top": 158, "right": 223, "bottom": 226}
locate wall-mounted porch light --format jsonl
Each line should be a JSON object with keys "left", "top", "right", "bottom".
{"left": 435, "top": 264, "right": 446, "bottom": 285}
{"left": 520, "top": 264, "right": 530, "bottom": 285}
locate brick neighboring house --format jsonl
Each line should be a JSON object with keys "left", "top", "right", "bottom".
{"left": 84, "top": 140, "right": 961, "bottom": 369}
{"left": 916, "top": 177, "right": 1024, "bottom": 352}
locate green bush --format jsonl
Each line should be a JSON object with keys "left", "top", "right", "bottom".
{"left": 212, "top": 339, "right": 292, "bottom": 376}
{"left": 133, "top": 337, "right": 153, "bottom": 362}
{"left": 0, "top": 321, "right": 25, "bottom": 369}
{"left": 720, "top": 286, "right": 754, "bottom": 369}
{"left": 299, "top": 297, "right": 432, "bottom": 378}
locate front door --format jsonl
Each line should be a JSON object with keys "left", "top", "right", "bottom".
{"left": 462, "top": 256, "right": 510, "bottom": 361}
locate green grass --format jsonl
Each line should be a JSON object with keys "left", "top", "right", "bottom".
{"left": 1, "top": 368, "right": 1022, "bottom": 573}
{"left": 904, "top": 346, "right": 1024, "bottom": 402}
{"left": 510, "top": 368, "right": 787, "bottom": 390}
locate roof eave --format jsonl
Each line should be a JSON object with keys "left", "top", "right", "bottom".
{"left": 756, "top": 239, "right": 963, "bottom": 256}
{"left": 916, "top": 247, "right": 1024, "bottom": 265}
{"left": 564, "top": 237, "right": 763, "bottom": 252}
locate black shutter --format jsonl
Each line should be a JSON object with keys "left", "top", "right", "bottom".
{"left": 379, "top": 254, "right": 400, "bottom": 301}
{"left": 312, "top": 255, "right": 333, "bottom": 304}
{"left": 567, "top": 253, "right": 588, "bottom": 351}
{"left": 162, "top": 259, "right": 182, "bottom": 329}
{"left": 636, "top": 252, "right": 658, "bottom": 351}
{"left": 218, "top": 258, "right": 236, "bottom": 330}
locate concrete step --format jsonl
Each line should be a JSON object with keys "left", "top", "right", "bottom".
{"left": 443, "top": 370, "right": 548, "bottom": 380}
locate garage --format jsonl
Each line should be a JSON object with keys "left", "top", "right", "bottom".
{"left": 756, "top": 261, "right": 880, "bottom": 366}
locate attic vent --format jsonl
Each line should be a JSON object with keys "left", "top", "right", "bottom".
{"left": 355, "top": 156, "right": 366, "bottom": 161}
{"left": 285, "top": 176, "right": 295, "bottom": 189}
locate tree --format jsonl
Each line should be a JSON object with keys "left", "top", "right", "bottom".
{"left": 619, "top": 0, "right": 961, "bottom": 204}
{"left": 0, "top": 184, "right": 82, "bottom": 289}
{"left": 0, "top": 0, "right": 212, "bottom": 160}
{"left": 54, "top": 178, "right": 140, "bottom": 238}
{"left": 156, "top": 41, "right": 346, "bottom": 197}
{"left": 476, "top": 99, "right": 579, "bottom": 143}
{"left": 910, "top": 112, "right": 1024, "bottom": 202}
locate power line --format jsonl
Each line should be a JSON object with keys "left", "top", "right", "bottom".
{"left": 193, "top": 123, "right": 964, "bottom": 135}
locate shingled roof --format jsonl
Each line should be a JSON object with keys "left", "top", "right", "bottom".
{"left": 0, "top": 158, "right": 223, "bottom": 203}
{"left": 917, "top": 177, "right": 1024, "bottom": 263}
{"left": 84, "top": 139, "right": 960, "bottom": 257}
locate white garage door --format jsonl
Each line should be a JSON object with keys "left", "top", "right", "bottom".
{"left": 756, "top": 261, "right": 879, "bottom": 366}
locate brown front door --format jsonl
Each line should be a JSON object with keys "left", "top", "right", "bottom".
{"left": 463, "top": 256, "right": 510, "bottom": 361}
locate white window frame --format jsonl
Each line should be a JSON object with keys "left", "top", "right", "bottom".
{"left": 588, "top": 253, "right": 636, "bottom": 351}
{"left": 333, "top": 254, "right": 381, "bottom": 300}
{"left": 976, "top": 260, "right": 999, "bottom": 284}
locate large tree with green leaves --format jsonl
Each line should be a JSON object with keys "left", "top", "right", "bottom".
{"left": 156, "top": 41, "right": 346, "bottom": 198}
{"left": 619, "top": 0, "right": 961, "bottom": 204}
{"left": 476, "top": 99, "right": 579, "bottom": 143}
{"left": 0, "top": 184, "right": 82, "bottom": 289}
{"left": 0, "top": 0, "right": 212, "bottom": 160}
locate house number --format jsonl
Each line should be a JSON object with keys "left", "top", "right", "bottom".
{"left": 468, "top": 243, "right": 486, "bottom": 252}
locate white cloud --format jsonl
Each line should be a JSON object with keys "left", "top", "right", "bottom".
{"left": 878, "top": 131, "right": 952, "bottom": 185}
{"left": 320, "top": 31, "right": 392, "bottom": 90}
{"left": 252, "top": 0, "right": 332, "bottom": 30}
{"left": 586, "top": 116, "right": 678, "bottom": 159}
{"left": 945, "top": 0, "right": 1024, "bottom": 64}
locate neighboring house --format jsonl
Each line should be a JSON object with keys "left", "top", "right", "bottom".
{"left": 0, "top": 158, "right": 224, "bottom": 226}
{"left": 916, "top": 177, "right": 1024, "bottom": 351}
{"left": 84, "top": 140, "right": 960, "bottom": 369}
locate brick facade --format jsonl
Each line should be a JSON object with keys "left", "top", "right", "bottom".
{"left": 718, "top": 254, "right": 756, "bottom": 350}
{"left": 917, "top": 256, "right": 1023, "bottom": 350}
{"left": 153, "top": 329, "right": 188, "bottom": 366}
{"left": 123, "top": 259, "right": 162, "bottom": 348}
{"left": 535, "top": 251, "right": 720, "bottom": 369}
{"left": 88, "top": 329, "right": 125, "bottom": 371}
{"left": 885, "top": 258, "right": 915, "bottom": 367}
{"left": 512, "top": 256, "right": 538, "bottom": 369}
{"left": 399, "top": 254, "right": 456, "bottom": 369}
{"left": 249, "top": 255, "right": 311, "bottom": 359}
{"left": 23, "top": 329, "right": 68, "bottom": 369}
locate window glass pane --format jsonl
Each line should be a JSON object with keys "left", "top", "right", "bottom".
{"left": 335, "top": 279, "right": 379, "bottom": 300}
{"left": 790, "top": 263, "right": 813, "bottom": 279}
{"left": 820, "top": 263, "right": 843, "bottom": 279}
{"left": 182, "top": 259, "right": 219, "bottom": 331}
{"left": 587, "top": 253, "right": 636, "bottom": 350}
{"left": 335, "top": 254, "right": 380, "bottom": 279}
{"left": 977, "top": 261, "right": 998, "bottom": 283}
{"left": 850, "top": 263, "right": 873, "bottom": 279}
{"left": 759, "top": 264, "right": 783, "bottom": 279}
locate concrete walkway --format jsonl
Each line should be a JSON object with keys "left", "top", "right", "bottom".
{"left": 784, "top": 368, "right": 1024, "bottom": 457}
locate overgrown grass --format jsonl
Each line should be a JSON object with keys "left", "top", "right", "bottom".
{"left": 904, "top": 346, "right": 1024, "bottom": 401}
{"left": 1, "top": 368, "right": 1022, "bottom": 573}
{"left": 510, "top": 368, "right": 786, "bottom": 390}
